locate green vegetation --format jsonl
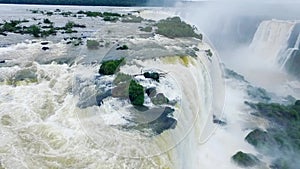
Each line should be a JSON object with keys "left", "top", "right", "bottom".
{"left": 41, "top": 27, "right": 57, "bottom": 37}
{"left": 128, "top": 80, "right": 144, "bottom": 106}
{"left": 245, "top": 101, "right": 300, "bottom": 169}
{"left": 103, "top": 16, "right": 119, "bottom": 22}
{"left": 140, "top": 26, "right": 153, "bottom": 32}
{"left": 26, "top": 25, "right": 41, "bottom": 37}
{"left": 103, "top": 12, "right": 121, "bottom": 17}
{"left": 99, "top": 58, "right": 124, "bottom": 75}
{"left": 65, "top": 21, "right": 75, "bottom": 29}
{"left": 121, "top": 15, "right": 143, "bottom": 23}
{"left": 0, "top": 20, "right": 23, "bottom": 32}
{"left": 76, "top": 11, "right": 122, "bottom": 21}
{"left": 116, "top": 45, "right": 129, "bottom": 50}
{"left": 245, "top": 129, "right": 269, "bottom": 147}
{"left": 232, "top": 151, "right": 260, "bottom": 167}
{"left": 60, "top": 21, "right": 83, "bottom": 34}
{"left": 86, "top": 39, "right": 99, "bottom": 49}
{"left": 143, "top": 72, "right": 159, "bottom": 82}
{"left": 156, "top": 17, "right": 202, "bottom": 39}
{"left": 0, "top": 19, "right": 57, "bottom": 37}
{"left": 84, "top": 11, "right": 102, "bottom": 17}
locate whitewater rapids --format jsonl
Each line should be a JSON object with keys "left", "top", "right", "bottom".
{"left": 0, "top": 33, "right": 226, "bottom": 169}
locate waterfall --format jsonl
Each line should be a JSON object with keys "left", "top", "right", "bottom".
{"left": 249, "top": 19, "right": 300, "bottom": 73}
{"left": 249, "top": 20, "right": 295, "bottom": 64}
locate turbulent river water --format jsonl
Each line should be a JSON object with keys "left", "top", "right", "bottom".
{"left": 0, "top": 4, "right": 228, "bottom": 169}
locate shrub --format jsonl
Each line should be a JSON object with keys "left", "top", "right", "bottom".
{"left": 1, "top": 20, "right": 22, "bottom": 32}
{"left": 103, "top": 12, "right": 121, "bottom": 17}
{"left": 26, "top": 25, "right": 41, "bottom": 37}
{"left": 85, "top": 11, "right": 102, "bottom": 17}
{"left": 65, "top": 21, "right": 75, "bottom": 29}
{"left": 140, "top": 26, "right": 153, "bottom": 32}
{"left": 99, "top": 58, "right": 124, "bottom": 75}
{"left": 129, "top": 80, "right": 144, "bottom": 106}
{"left": 156, "top": 17, "right": 202, "bottom": 39}
{"left": 122, "top": 15, "right": 143, "bottom": 23}
{"left": 86, "top": 40, "right": 99, "bottom": 49}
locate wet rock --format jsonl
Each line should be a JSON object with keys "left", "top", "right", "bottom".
{"left": 245, "top": 129, "right": 273, "bottom": 148}
{"left": 42, "top": 46, "right": 50, "bottom": 51}
{"left": 148, "top": 107, "right": 177, "bottom": 134}
{"left": 0, "top": 32, "right": 7, "bottom": 36}
{"left": 0, "top": 60, "right": 5, "bottom": 63}
{"left": 96, "top": 90, "right": 112, "bottom": 106}
{"left": 41, "top": 41, "right": 49, "bottom": 45}
{"left": 151, "top": 93, "right": 169, "bottom": 105}
{"left": 145, "top": 87, "right": 156, "bottom": 98}
{"left": 14, "top": 69, "right": 37, "bottom": 82}
{"left": 213, "top": 115, "right": 226, "bottom": 126}
{"left": 125, "top": 107, "right": 177, "bottom": 135}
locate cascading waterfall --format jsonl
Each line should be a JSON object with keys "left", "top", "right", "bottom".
{"left": 0, "top": 38, "right": 223, "bottom": 169}
{"left": 249, "top": 20, "right": 295, "bottom": 64}
{"left": 0, "top": 5, "right": 227, "bottom": 168}
{"left": 250, "top": 19, "right": 300, "bottom": 72}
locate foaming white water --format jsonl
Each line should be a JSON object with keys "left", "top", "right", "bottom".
{"left": 218, "top": 19, "right": 300, "bottom": 97}
{"left": 0, "top": 36, "right": 222, "bottom": 168}
{"left": 197, "top": 76, "right": 270, "bottom": 169}
{"left": 249, "top": 20, "right": 295, "bottom": 64}
{"left": 279, "top": 31, "right": 300, "bottom": 69}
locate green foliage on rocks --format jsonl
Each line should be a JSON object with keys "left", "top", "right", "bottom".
{"left": 129, "top": 80, "right": 144, "bottom": 106}
{"left": 156, "top": 17, "right": 202, "bottom": 39}
{"left": 99, "top": 58, "right": 124, "bottom": 75}
{"left": 232, "top": 151, "right": 260, "bottom": 167}
{"left": 26, "top": 25, "right": 41, "bottom": 37}
{"left": 245, "top": 101, "right": 300, "bottom": 169}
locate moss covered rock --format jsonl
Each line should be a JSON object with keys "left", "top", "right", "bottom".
{"left": 232, "top": 151, "right": 260, "bottom": 167}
